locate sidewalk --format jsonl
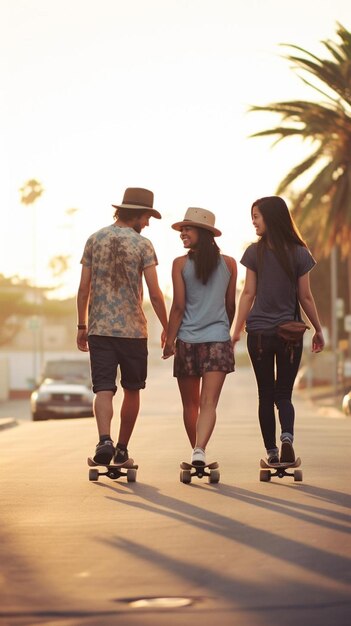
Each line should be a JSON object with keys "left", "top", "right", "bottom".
{"left": 296, "top": 384, "right": 346, "bottom": 419}
{"left": 0, "top": 417, "right": 18, "bottom": 431}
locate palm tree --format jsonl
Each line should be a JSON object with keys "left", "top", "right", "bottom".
{"left": 19, "top": 178, "right": 44, "bottom": 288}
{"left": 249, "top": 23, "right": 351, "bottom": 260}
{"left": 19, "top": 179, "right": 44, "bottom": 206}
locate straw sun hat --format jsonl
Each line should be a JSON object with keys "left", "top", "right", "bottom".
{"left": 172, "top": 207, "right": 221, "bottom": 237}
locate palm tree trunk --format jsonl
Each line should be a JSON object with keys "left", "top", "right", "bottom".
{"left": 348, "top": 254, "right": 351, "bottom": 358}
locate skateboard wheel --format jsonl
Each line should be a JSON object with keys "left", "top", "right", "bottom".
{"left": 180, "top": 469, "right": 191, "bottom": 484}
{"left": 208, "top": 469, "right": 220, "bottom": 484}
{"left": 127, "top": 468, "right": 137, "bottom": 483}
{"left": 89, "top": 469, "right": 99, "bottom": 482}
{"left": 259, "top": 469, "right": 271, "bottom": 482}
{"left": 294, "top": 469, "right": 303, "bottom": 482}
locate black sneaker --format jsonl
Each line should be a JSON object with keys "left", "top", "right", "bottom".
{"left": 113, "top": 445, "right": 129, "bottom": 465}
{"left": 267, "top": 454, "right": 280, "bottom": 465}
{"left": 280, "top": 438, "right": 295, "bottom": 463}
{"left": 93, "top": 440, "right": 115, "bottom": 464}
{"left": 267, "top": 447, "right": 279, "bottom": 465}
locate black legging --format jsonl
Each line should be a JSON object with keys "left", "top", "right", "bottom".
{"left": 247, "top": 333, "right": 303, "bottom": 450}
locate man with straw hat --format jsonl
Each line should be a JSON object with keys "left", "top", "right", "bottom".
{"left": 77, "top": 187, "right": 168, "bottom": 466}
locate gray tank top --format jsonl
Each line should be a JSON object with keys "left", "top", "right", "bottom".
{"left": 178, "top": 255, "right": 231, "bottom": 343}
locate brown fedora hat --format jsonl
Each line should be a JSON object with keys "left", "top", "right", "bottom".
{"left": 172, "top": 207, "right": 221, "bottom": 237}
{"left": 112, "top": 187, "right": 161, "bottom": 219}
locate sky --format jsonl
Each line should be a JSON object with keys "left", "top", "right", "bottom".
{"left": 1, "top": 0, "right": 350, "bottom": 299}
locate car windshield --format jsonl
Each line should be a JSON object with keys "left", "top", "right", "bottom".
{"left": 42, "top": 361, "right": 91, "bottom": 384}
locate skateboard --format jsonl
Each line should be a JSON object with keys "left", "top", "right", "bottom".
{"left": 259, "top": 457, "right": 302, "bottom": 482}
{"left": 180, "top": 461, "right": 220, "bottom": 484}
{"left": 87, "top": 457, "right": 138, "bottom": 482}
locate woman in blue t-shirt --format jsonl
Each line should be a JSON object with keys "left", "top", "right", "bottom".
{"left": 163, "top": 207, "right": 237, "bottom": 467}
{"left": 232, "top": 196, "right": 324, "bottom": 465}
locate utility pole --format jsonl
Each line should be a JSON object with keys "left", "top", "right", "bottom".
{"left": 330, "top": 246, "right": 338, "bottom": 393}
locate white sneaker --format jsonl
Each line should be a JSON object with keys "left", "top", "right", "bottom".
{"left": 191, "top": 447, "right": 206, "bottom": 466}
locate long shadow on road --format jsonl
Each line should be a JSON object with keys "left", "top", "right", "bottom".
{"left": 94, "top": 481, "right": 351, "bottom": 588}
{"left": 102, "top": 534, "right": 350, "bottom": 624}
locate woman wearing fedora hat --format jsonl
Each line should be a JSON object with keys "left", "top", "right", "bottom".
{"left": 163, "top": 207, "right": 237, "bottom": 467}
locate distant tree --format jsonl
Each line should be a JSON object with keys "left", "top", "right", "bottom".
{"left": 0, "top": 274, "right": 76, "bottom": 346}
{"left": 0, "top": 275, "right": 35, "bottom": 346}
{"left": 48, "top": 255, "right": 71, "bottom": 278}
{"left": 19, "top": 179, "right": 44, "bottom": 205}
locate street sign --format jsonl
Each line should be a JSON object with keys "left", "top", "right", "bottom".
{"left": 336, "top": 298, "right": 344, "bottom": 319}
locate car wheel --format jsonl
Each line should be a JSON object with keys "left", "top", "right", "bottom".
{"left": 32, "top": 412, "right": 47, "bottom": 421}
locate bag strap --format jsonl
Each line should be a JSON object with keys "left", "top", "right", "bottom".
{"left": 294, "top": 292, "right": 300, "bottom": 321}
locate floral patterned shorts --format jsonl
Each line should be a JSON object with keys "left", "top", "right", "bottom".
{"left": 173, "top": 339, "right": 235, "bottom": 378}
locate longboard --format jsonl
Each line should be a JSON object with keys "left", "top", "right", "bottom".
{"left": 87, "top": 457, "right": 138, "bottom": 482}
{"left": 180, "top": 461, "right": 220, "bottom": 484}
{"left": 259, "top": 457, "right": 302, "bottom": 482}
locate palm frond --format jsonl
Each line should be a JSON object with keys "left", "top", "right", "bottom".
{"left": 296, "top": 74, "right": 347, "bottom": 109}
{"left": 275, "top": 150, "right": 322, "bottom": 194}
{"left": 280, "top": 27, "right": 351, "bottom": 106}
{"left": 249, "top": 23, "right": 351, "bottom": 257}
{"left": 294, "top": 157, "right": 345, "bottom": 220}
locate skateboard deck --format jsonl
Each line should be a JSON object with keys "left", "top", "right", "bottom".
{"left": 87, "top": 457, "right": 138, "bottom": 482}
{"left": 180, "top": 461, "right": 220, "bottom": 484}
{"left": 259, "top": 457, "right": 302, "bottom": 482}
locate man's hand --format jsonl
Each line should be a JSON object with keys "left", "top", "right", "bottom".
{"left": 77, "top": 329, "right": 89, "bottom": 352}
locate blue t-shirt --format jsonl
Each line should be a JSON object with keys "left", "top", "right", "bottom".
{"left": 240, "top": 242, "right": 315, "bottom": 332}
{"left": 178, "top": 255, "right": 231, "bottom": 343}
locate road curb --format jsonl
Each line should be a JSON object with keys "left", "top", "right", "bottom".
{"left": 0, "top": 418, "right": 18, "bottom": 431}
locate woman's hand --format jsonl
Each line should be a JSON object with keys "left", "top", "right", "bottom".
{"left": 312, "top": 330, "right": 325, "bottom": 353}
{"left": 162, "top": 342, "right": 175, "bottom": 359}
{"left": 231, "top": 332, "right": 241, "bottom": 347}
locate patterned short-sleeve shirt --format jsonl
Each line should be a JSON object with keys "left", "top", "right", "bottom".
{"left": 80, "top": 224, "right": 158, "bottom": 338}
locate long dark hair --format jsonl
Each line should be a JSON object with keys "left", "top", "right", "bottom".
{"left": 188, "top": 227, "right": 220, "bottom": 284}
{"left": 252, "top": 196, "right": 306, "bottom": 283}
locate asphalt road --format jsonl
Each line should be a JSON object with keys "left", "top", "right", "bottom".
{"left": 0, "top": 362, "right": 350, "bottom": 626}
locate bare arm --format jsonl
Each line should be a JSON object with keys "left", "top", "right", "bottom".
{"left": 143, "top": 264, "right": 168, "bottom": 347}
{"left": 298, "top": 272, "right": 325, "bottom": 353}
{"left": 223, "top": 255, "right": 237, "bottom": 328}
{"left": 162, "top": 257, "right": 186, "bottom": 359}
{"left": 231, "top": 268, "right": 257, "bottom": 345}
{"left": 76, "top": 265, "right": 91, "bottom": 352}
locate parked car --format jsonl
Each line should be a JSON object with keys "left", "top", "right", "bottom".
{"left": 30, "top": 359, "right": 94, "bottom": 421}
{"left": 342, "top": 390, "right": 351, "bottom": 416}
